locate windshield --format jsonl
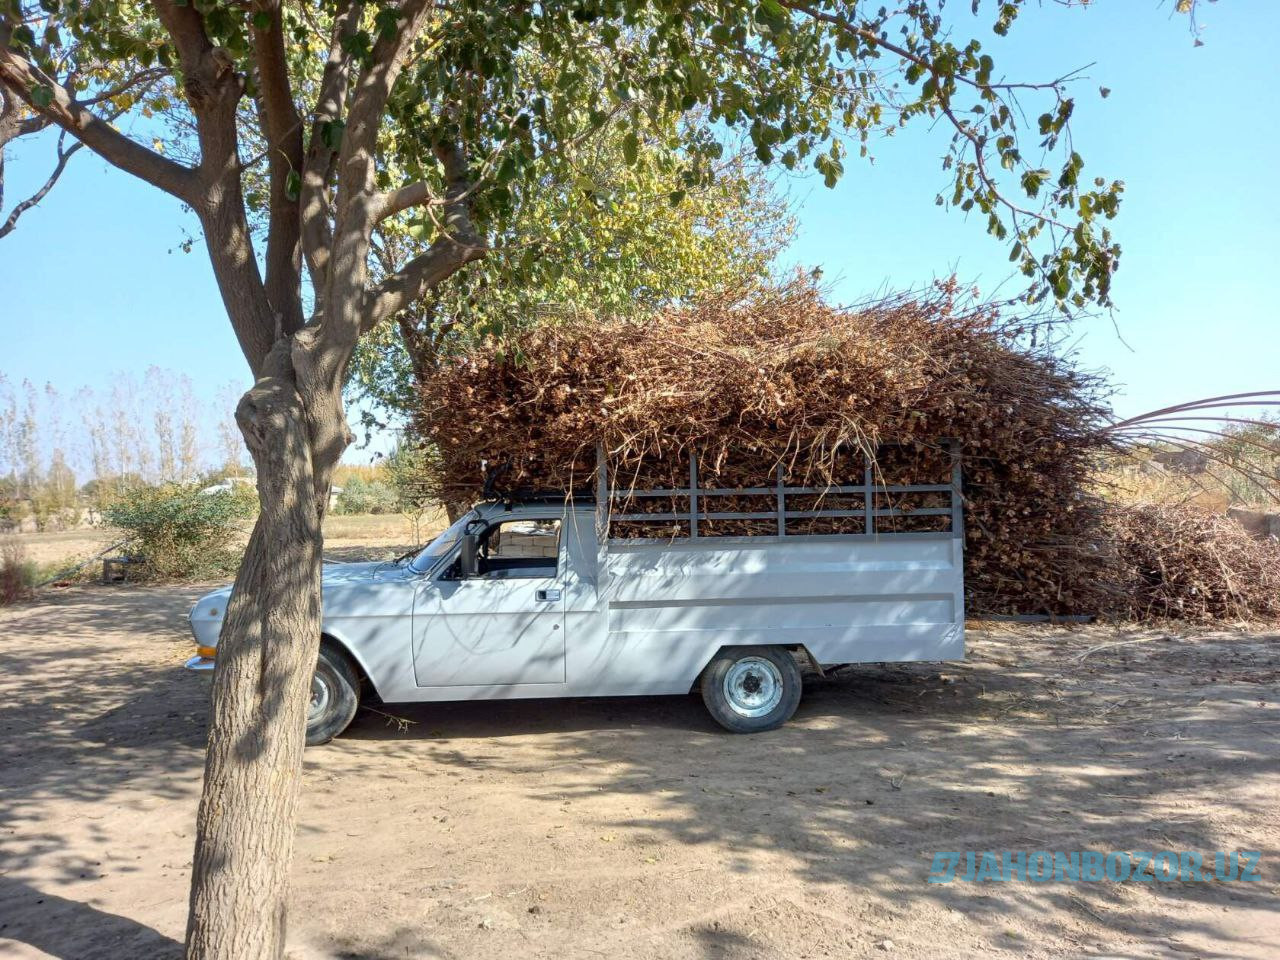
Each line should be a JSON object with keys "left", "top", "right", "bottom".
{"left": 407, "top": 511, "right": 478, "bottom": 574}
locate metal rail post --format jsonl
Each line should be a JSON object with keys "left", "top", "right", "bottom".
{"left": 863, "top": 458, "right": 875, "bottom": 538}
{"left": 689, "top": 448, "right": 699, "bottom": 539}
{"left": 595, "top": 442, "right": 609, "bottom": 540}
{"left": 776, "top": 462, "right": 786, "bottom": 537}
{"left": 949, "top": 440, "right": 964, "bottom": 539}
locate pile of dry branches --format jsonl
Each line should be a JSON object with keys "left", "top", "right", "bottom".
{"left": 1103, "top": 502, "right": 1280, "bottom": 622}
{"left": 416, "top": 282, "right": 1277, "bottom": 621}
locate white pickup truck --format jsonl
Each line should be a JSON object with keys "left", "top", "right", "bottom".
{"left": 186, "top": 450, "right": 965, "bottom": 743}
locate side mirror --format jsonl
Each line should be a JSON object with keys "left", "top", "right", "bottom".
{"left": 459, "top": 533, "right": 480, "bottom": 578}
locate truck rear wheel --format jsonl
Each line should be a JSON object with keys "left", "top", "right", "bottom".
{"left": 306, "top": 644, "right": 360, "bottom": 746}
{"left": 700, "top": 646, "right": 802, "bottom": 733}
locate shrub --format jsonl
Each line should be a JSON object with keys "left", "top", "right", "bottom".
{"left": 1, "top": 537, "right": 36, "bottom": 605}
{"left": 384, "top": 442, "right": 436, "bottom": 513}
{"left": 227, "top": 480, "right": 260, "bottom": 516}
{"left": 333, "top": 476, "right": 401, "bottom": 515}
{"left": 105, "top": 484, "right": 253, "bottom": 580}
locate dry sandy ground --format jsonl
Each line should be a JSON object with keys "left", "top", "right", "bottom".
{"left": 1, "top": 584, "right": 1277, "bottom": 960}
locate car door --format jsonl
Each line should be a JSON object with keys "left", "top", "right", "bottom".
{"left": 411, "top": 515, "right": 567, "bottom": 687}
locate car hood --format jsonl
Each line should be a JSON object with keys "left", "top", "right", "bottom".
{"left": 190, "top": 560, "right": 413, "bottom": 623}
{"left": 319, "top": 559, "right": 412, "bottom": 584}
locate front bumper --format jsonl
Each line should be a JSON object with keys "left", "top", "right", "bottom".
{"left": 184, "top": 655, "right": 216, "bottom": 672}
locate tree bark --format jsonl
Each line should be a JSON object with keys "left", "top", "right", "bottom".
{"left": 184, "top": 343, "right": 343, "bottom": 960}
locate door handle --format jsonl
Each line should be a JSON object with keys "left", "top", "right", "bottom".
{"left": 536, "top": 588, "right": 562, "bottom": 602}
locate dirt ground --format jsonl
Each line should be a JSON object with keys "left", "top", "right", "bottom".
{"left": 1, "top": 583, "right": 1277, "bottom": 960}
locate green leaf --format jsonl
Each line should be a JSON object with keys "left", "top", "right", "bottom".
{"left": 341, "top": 30, "right": 372, "bottom": 64}
{"left": 29, "top": 83, "right": 53, "bottom": 109}
{"left": 320, "top": 119, "right": 345, "bottom": 151}
{"left": 374, "top": 8, "right": 403, "bottom": 40}
{"left": 755, "top": 0, "right": 786, "bottom": 29}
{"left": 284, "top": 170, "right": 301, "bottom": 202}
{"left": 252, "top": 10, "right": 271, "bottom": 31}
{"left": 622, "top": 130, "right": 639, "bottom": 166}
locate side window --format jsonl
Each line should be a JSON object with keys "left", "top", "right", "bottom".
{"left": 479, "top": 518, "right": 561, "bottom": 579}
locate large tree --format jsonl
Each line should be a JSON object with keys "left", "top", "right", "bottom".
{"left": 0, "top": 1, "right": 1210, "bottom": 956}
{"left": 351, "top": 140, "right": 794, "bottom": 429}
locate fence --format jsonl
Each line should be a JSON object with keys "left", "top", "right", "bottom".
{"left": 594, "top": 442, "right": 963, "bottom": 542}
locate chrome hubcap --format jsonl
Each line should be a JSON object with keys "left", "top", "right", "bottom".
{"left": 723, "top": 657, "right": 784, "bottom": 718}
{"left": 308, "top": 673, "right": 331, "bottom": 723}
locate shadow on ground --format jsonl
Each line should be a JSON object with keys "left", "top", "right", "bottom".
{"left": 324, "top": 628, "right": 1280, "bottom": 957}
{"left": 2, "top": 584, "right": 1277, "bottom": 959}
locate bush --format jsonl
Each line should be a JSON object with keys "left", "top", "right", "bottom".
{"left": 227, "top": 480, "right": 260, "bottom": 516}
{"left": 105, "top": 484, "right": 253, "bottom": 580}
{"left": 384, "top": 442, "right": 437, "bottom": 513}
{"left": 1, "top": 537, "right": 36, "bottom": 605}
{"left": 333, "top": 476, "right": 401, "bottom": 515}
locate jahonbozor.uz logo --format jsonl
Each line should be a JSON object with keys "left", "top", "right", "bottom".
{"left": 928, "top": 850, "right": 1262, "bottom": 883}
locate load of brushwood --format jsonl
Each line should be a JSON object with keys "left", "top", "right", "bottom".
{"left": 416, "top": 281, "right": 1279, "bottom": 622}
{"left": 1103, "top": 502, "right": 1280, "bottom": 622}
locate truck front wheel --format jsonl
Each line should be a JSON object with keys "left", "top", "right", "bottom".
{"left": 306, "top": 644, "right": 361, "bottom": 746}
{"left": 700, "top": 646, "right": 802, "bottom": 733}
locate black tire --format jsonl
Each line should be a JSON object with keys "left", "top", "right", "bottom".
{"left": 306, "top": 644, "right": 360, "bottom": 746}
{"left": 699, "top": 646, "right": 802, "bottom": 733}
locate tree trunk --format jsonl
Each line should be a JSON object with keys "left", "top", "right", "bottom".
{"left": 184, "top": 350, "right": 341, "bottom": 960}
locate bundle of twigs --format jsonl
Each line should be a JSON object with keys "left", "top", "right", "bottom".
{"left": 1103, "top": 501, "right": 1280, "bottom": 621}
{"left": 417, "top": 280, "right": 1124, "bottom": 616}
{"left": 416, "top": 283, "right": 1280, "bottom": 621}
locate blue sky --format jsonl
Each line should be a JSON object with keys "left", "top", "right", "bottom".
{"left": 2, "top": 1, "right": 1277, "bottom": 466}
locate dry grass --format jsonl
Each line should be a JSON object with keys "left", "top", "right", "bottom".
{"left": 331, "top": 463, "right": 391, "bottom": 486}
{"left": 322, "top": 512, "right": 422, "bottom": 542}
{"left": 1098, "top": 462, "right": 1233, "bottom": 512}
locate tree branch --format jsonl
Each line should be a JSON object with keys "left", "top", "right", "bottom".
{"left": 78, "top": 67, "right": 171, "bottom": 108}
{"left": 329, "top": 0, "right": 433, "bottom": 234}
{"left": 301, "top": 0, "right": 362, "bottom": 304}
{"left": 149, "top": 0, "right": 216, "bottom": 85}
{"left": 361, "top": 143, "right": 485, "bottom": 331}
{"left": 314, "top": 0, "right": 438, "bottom": 368}
{"left": 0, "top": 35, "right": 198, "bottom": 203}
{"left": 373, "top": 179, "right": 434, "bottom": 222}
{"left": 779, "top": 1, "right": 1078, "bottom": 94}
{"left": 148, "top": 0, "right": 280, "bottom": 375}
{"left": 251, "top": 0, "right": 305, "bottom": 334}
{"left": 0, "top": 132, "right": 81, "bottom": 238}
